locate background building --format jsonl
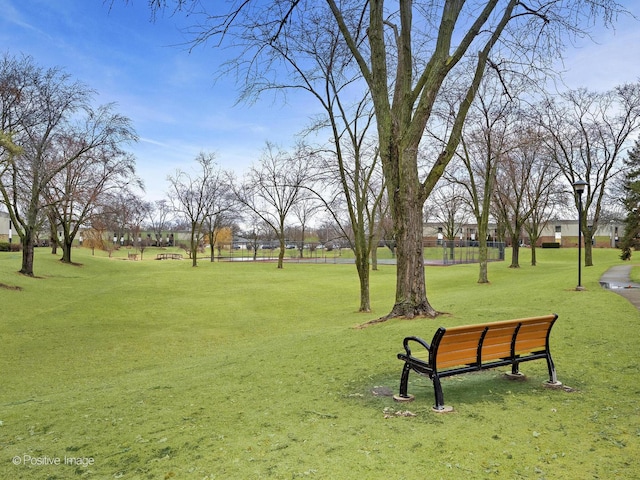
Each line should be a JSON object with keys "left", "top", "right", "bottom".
{"left": 0, "top": 211, "right": 12, "bottom": 243}
{"left": 423, "top": 219, "right": 622, "bottom": 248}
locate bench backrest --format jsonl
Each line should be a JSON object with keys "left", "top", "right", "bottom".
{"left": 430, "top": 314, "right": 558, "bottom": 370}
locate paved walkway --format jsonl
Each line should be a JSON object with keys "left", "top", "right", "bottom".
{"left": 599, "top": 265, "right": 640, "bottom": 310}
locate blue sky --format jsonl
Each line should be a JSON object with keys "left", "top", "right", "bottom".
{"left": 1, "top": 1, "right": 639, "bottom": 201}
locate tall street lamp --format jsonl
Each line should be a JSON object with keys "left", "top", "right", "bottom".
{"left": 573, "top": 179, "right": 588, "bottom": 291}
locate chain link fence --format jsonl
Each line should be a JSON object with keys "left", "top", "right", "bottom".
{"left": 207, "top": 240, "right": 505, "bottom": 265}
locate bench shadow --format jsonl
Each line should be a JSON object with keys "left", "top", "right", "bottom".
{"left": 364, "top": 367, "right": 576, "bottom": 412}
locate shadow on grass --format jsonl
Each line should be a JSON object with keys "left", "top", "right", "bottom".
{"left": 358, "top": 368, "right": 579, "bottom": 416}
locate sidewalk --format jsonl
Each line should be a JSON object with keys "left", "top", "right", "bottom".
{"left": 599, "top": 265, "right": 640, "bottom": 310}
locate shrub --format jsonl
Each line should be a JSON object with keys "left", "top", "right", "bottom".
{"left": 0, "top": 242, "right": 20, "bottom": 252}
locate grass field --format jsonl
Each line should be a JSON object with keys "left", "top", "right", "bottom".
{"left": 1, "top": 246, "right": 639, "bottom": 479}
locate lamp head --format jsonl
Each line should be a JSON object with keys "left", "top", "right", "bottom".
{"left": 573, "top": 179, "right": 588, "bottom": 196}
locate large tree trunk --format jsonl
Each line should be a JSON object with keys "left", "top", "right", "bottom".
{"left": 19, "top": 232, "right": 35, "bottom": 276}
{"left": 277, "top": 236, "right": 285, "bottom": 269}
{"left": 354, "top": 253, "right": 371, "bottom": 313}
{"left": 584, "top": 233, "right": 594, "bottom": 267}
{"left": 373, "top": 127, "right": 439, "bottom": 319}
{"left": 477, "top": 221, "right": 489, "bottom": 283}
{"left": 387, "top": 172, "right": 437, "bottom": 319}
{"left": 190, "top": 223, "right": 198, "bottom": 267}
{"left": 299, "top": 224, "right": 305, "bottom": 258}
{"left": 478, "top": 239, "right": 489, "bottom": 283}
{"left": 531, "top": 244, "right": 537, "bottom": 266}
{"left": 209, "top": 229, "right": 216, "bottom": 262}
{"left": 371, "top": 244, "right": 378, "bottom": 271}
{"left": 61, "top": 238, "right": 73, "bottom": 263}
{"left": 510, "top": 237, "right": 521, "bottom": 268}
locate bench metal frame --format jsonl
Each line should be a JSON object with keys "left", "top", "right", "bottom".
{"left": 395, "top": 314, "right": 559, "bottom": 412}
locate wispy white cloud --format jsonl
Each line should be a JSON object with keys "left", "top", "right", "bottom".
{"left": 139, "top": 137, "right": 171, "bottom": 148}
{"left": 559, "top": 11, "right": 640, "bottom": 90}
{"left": 0, "top": 0, "right": 41, "bottom": 33}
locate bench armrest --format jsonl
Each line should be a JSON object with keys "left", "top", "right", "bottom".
{"left": 402, "top": 336, "right": 431, "bottom": 356}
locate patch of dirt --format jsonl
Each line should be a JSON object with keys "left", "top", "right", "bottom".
{"left": 371, "top": 386, "right": 394, "bottom": 397}
{"left": 383, "top": 407, "right": 417, "bottom": 418}
{"left": 0, "top": 283, "right": 22, "bottom": 291}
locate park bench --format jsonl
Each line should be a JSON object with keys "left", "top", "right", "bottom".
{"left": 394, "top": 314, "right": 560, "bottom": 412}
{"left": 156, "top": 253, "right": 183, "bottom": 260}
{"left": 127, "top": 253, "right": 138, "bottom": 261}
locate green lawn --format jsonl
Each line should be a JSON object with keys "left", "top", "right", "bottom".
{"left": 1, "top": 246, "right": 638, "bottom": 479}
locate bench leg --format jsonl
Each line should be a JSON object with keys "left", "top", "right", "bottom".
{"left": 544, "top": 353, "right": 561, "bottom": 386}
{"left": 431, "top": 375, "right": 453, "bottom": 412}
{"left": 505, "top": 361, "right": 526, "bottom": 380}
{"left": 393, "top": 362, "right": 415, "bottom": 402}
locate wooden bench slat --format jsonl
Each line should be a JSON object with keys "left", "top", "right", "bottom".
{"left": 481, "top": 344, "right": 515, "bottom": 360}
{"left": 438, "top": 330, "right": 486, "bottom": 344}
{"left": 516, "top": 326, "right": 550, "bottom": 336}
{"left": 436, "top": 352, "right": 478, "bottom": 368}
{"left": 440, "top": 326, "right": 488, "bottom": 336}
{"left": 517, "top": 324, "right": 552, "bottom": 335}
{"left": 515, "top": 328, "right": 552, "bottom": 348}
{"left": 437, "top": 339, "right": 484, "bottom": 353}
{"left": 516, "top": 329, "right": 549, "bottom": 339}
{"left": 482, "top": 332, "right": 518, "bottom": 346}
{"left": 516, "top": 344, "right": 547, "bottom": 354}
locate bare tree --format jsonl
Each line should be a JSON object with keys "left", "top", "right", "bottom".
{"left": 216, "top": 2, "right": 386, "bottom": 312}
{"left": 0, "top": 54, "right": 137, "bottom": 275}
{"left": 126, "top": 197, "right": 150, "bottom": 255}
{"left": 305, "top": 83, "right": 385, "bottom": 313}
{"left": 147, "top": 199, "right": 174, "bottom": 247}
{"left": 233, "top": 142, "right": 311, "bottom": 269}
{"left": 521, "top": 131, "right": 564, "bottom": 266}
{"left": 291, "top": 195, "right": 322, "bottom": 259}
{"left": 203, "top": 186, "right": 236, "bottom": 263}
{"left": 167, "top": 152, "right": 226, "bottom": 267}
{"left": 111, "top": 190, "right": 147, "bottom": 247}
{"left": 491, "top": 123, "right": 561, "bottom": 268}
{"left": 449, "top": 79, "right": 513, "bottom": 283}
{"left": 241, "top": 212, "right": 271, "bottom": 261}
{"left": 314, "top": 138, "right": 386, "bottom": 313}
{"left": 537, "top": 83, "right": 640, "bottom": 266}
{"left": 86, "top": 201, "right": 118, "bottom": 256}
{"left": 426, "top": 178, "right": 471, "bottom": 263}
{"left": 493, "top": 133, "right": 538, "bottom": 268}
{"left": 266, "top": 9, "right": 390, "bottom": 311}
{"left": 43, "top": 136, "right": 139, "bottom": 264}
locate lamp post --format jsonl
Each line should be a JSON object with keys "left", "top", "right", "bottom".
{"left": 573, "top": 179, "right": 588, "bottom": 291}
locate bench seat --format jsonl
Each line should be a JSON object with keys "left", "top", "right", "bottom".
{"left": 395, "top": 314, "right": 560, "bottom": 412}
